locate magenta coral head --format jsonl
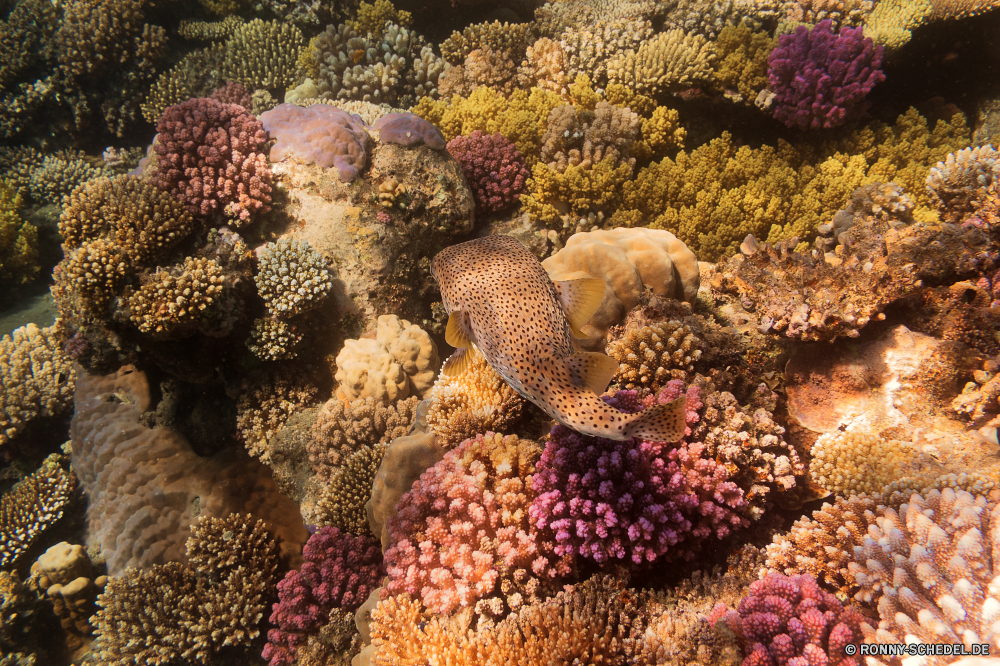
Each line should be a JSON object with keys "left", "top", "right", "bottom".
{"left": 262, "top": 527, "right": 383, "bottom": 666}
{"left": 446, "top": 131, "right": 530, "bottom": 214}
{"left": 530, "top": 387, "right": 747, "bottom": 566}
{"left": 767, "top": 20, "right": 884, "bottom": 130}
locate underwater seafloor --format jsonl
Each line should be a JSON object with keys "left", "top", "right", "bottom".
{"left": 2, "top": 0, "right": 1000, "bottom": 663}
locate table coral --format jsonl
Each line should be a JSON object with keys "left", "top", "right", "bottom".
{"left": 255, "top": 238, "right": 333, "bottom": 319}
{"left": 767, "top": 20, "right": 884, "bottom": 130}
{"left": 384, "top": 432, "right": 560, "bottom": 620}
{"left": 154, "top": 96, "right": 273, "bottom": 223}
{"left": 708, "top": 572, "right": 870, "bottom": 666}
{"left": 259, "top": 103, "right": 372, "bottom": 182}
{"left": 446, "top": 130, "right": 530, "bottom": 214}
{"left": 530, "top": 388, "right": 749, "bottom": 566}
{"left": 0, "top": 458, "right": 72, "bottom": 569}
{"left": 264, "top": 526, "right": 382, "bottom": 666}
{"left": 0, "top": 324, "right": 75, "bottom": 447}
{"left": 848, "top": 489, "right": 1000, "bottom": 662}
{"left": 862, "top": 0, "right": 933, "bottom": 50}
{"left": 425, "top": 352, "right": 524, "bottom": 448}
{"left": 94, "top": 513, "right": 281, "bottom": 665}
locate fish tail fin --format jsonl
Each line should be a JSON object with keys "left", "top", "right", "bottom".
{"left": 624, "top": 394, "right": 687, "bottom": 443}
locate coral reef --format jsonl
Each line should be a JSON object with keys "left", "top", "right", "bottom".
{"left": 154, "top": 97, "right": 273, "bottom": 223}
{"left": 335, "top": 315, "right": 438, "bottom": 403}
{"left": 259, "top": 103, "right": 372, "bottom": 182}
{"left": 384, "top": 432, "right": 559, "bottom": 620}
{"left": 93, "top": 514, "right": 281, "bottom": 665}
{"left": 309, "top": 442, "right": 388, "bottom": 534}
{"left": 708, "top": 572, "right": 870, "bottom": 666}
{"left": 0, "top": 323, "right": 75, "bottom": 447}
{"left": 237, "top": 367, "right": 321, "bottom": 461}
{"left": 255, "top": 238, "right": 333, "bottom": 318}
{"left": 264, "top": 526, "right": 382, "bottom": 666}
{"left": 766, "top": 20, "right": 884, "bottom": 129}
{"left": 605, "top": 29, "right": 716, "bottom": 96}
{"left": 374, "top": 112, "right": 446, "bottom": 149}
{"left": 0, "top": 458, "right": 73, "bottom": 568}
{"left": 608, "top": 320, "right": 705, "bottom": 392}
{"left": 424, "top": 352, "right": 524, "bottom": 448}
{"left": 809, "top": 427, "right": 926, "bottom": 496}
{"left": 222, "top": 19, "right": 305, "bottom": 91}
{"left": 530, "top": 388, "right": 749, "bottom": 566}
{"left": 0, "top": 182, "right": 38, "bottom": 290}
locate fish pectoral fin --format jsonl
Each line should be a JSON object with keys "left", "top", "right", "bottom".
{"left": 563, "top": 351, "right": 619, "bottom": 395}
{"left": 441, "top": 346, "right": 476, "bottom": 377}
{"left": 445, "top": 310, "right": 475, "bottom": 349}
{"left": 625, "top": 394, "right": 687, "bottom": 443}
{"left": 552, "top": 278, "right": 606, "bottom": 339}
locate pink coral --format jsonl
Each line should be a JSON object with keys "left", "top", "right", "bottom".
{"left": 708, "top": 572, "right": 869, "bottom": 666}
{"left": 262, "top": 527, "right": 383, "bottom": 666}
{"left": 210, "top": 81, "right": 252, "bottom": 109}
{"left": 446, "top": 131, "right": 530, "bottom": 214}
{"left": 383, "top": 432, "right": 561, "bottom": 618}
{"left": 154, "top": 97, "right": 272, "bottom": 223}
{"left": 529, "top": 385, "right": 749, "bottom": 565}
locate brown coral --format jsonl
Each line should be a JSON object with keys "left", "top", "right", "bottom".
{"left": 237, "top": 368, "right": 322, "bottom": 462}
{"left": 0, "top": 458, "right": 73, "bottom": 569}
{"left": 608, "top": 320, "right": 704, "bottom": 392}
{"left": 309, "top": 442, "right": 388, "bottom": 535}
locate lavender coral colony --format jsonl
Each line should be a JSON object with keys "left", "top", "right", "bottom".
{"left": 4, "top": 0, "right": 1000, "bottom": 663}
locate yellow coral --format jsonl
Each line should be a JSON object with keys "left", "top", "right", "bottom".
{"left": 713, "top": 24, "right": 777, "bottom": 102}
{"left": 863, "top": 0, "right": 933, "bottom": 50}
{"left": 603, "top": 84, "right": 657, "bottom": 116}
{"left": 349, "top": 0, "right": 412, "bottom": 38}
{"left": 0, "top": 182, "right": 38, "bottom": 289}
{"left": 411, "top": 86, "right": 563, "bottom": 167}
{"left": 635, "top": 106, "right": 685, "bottom": 162}
{"left": 522, "top": 157, "right": 632, "bottom": 233}
{"left": 809, "top": 428, "right": 928, "bottom": 496}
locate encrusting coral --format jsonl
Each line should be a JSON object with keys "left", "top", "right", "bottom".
{"left": 93, "top": 513, "right": 281, "bottom": 666}
{"left": 0, "top": 323, "right": 75, "bottom": 447}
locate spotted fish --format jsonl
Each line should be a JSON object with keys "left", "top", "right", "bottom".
{"left": 431, "top": 235, "right": 687, "bottom": 442}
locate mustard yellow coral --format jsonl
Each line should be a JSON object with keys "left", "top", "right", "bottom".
{"left": 0, "top": 182, "right": 38, "bottom": 290}
{"left": 522, "top": 157, "right": 632, "bottom": 234}
{"left": 348, "top": 0, "right": 412, "bottom": 39}
{"left": 713, "top": 23, "right": 777, "bottom": 102}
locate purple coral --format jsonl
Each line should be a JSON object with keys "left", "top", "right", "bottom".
{"left": 707, "top": 572, "right": 870, "bottom": 666}
{"left": 259, "top": 103, "right": 371, "bottom": 182}
{"left": 262, "top": 527, "right": 383, "bottom": 666}
{"left": 374, "top": 112, "right": 446, "bottom": 150}
{"left": 767, "top": 20, "right": 884, "bottom": 130}
{"left": 447, "top": 131, "right": 530, "bottom": 214}
{"left": 529, "top": 384, "right": 749, "bottom": 565}
{"left": 154, "top": 97, "right": 272, "bottom": 222}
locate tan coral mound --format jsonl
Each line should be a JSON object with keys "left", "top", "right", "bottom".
{"left": 542, "top": 227, "right": 700, "bottom": 350}
{"left": 425, "top": 352, "right": 524, "bottom": 448}
{"left": 335, "top": 315, "right": 439, "bottom": 403}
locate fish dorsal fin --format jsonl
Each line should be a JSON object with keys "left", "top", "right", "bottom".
{"left": 442, "top": 346, "right": 477, "bottom": 377}
{"left": 563, "top": 351, "right": 619, "bottom": 395}
{"left": 552, "top": 278, "right": 606, "bottom": 339}
{"left": 445, "top": 310, "right": 475, "bottom": 349}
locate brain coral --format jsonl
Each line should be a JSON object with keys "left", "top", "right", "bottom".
{"left": 384, "top": 432, "right": 562, "bottom": 619}
{"left": 541, "top": 227, "right": 701, "bottom": 350}
{"left": 767, "top": 19, "right": 884, "bottom": 130}
{"left": 259, "top": 103, "right": 372, "bottom": 182}
{"left": 335, "top": 315, "right": 438, "bottom": 403}
{"left": 530, "top": 388, "right": 749, "bottom": 566}
{"left": 154, "top": 97, "right": 272, "bottom": 223}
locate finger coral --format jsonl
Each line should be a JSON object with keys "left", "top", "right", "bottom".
{"left": 767, "top": 19, "right": 885, "bottom": 130}
{"left": 926, "top": 144, "right": 1000, "bottom": 224}
{"left": 424, "top": 351, "right": 524, "bottom": 448}
{"left": 530, "top": 388, "right": 749, "bottom": 566}
{"left": 93, "top": 513, "right": 281, "bottom": 666}
{"left": 446, "top": 131, "right": 530, "bottom": 214}
{"left": 605, "top": 29, "right": 716, "bottom": 96}
{"left": 264, "top": 526, "right": 383, "bottom": 666}
{"left": 0, "top": 182, "right": 38, "bottom": 290}
{"left": 222, "top": 18, "right": 305, "bottom": 91}
{"left": 384, "top": 432, "right": 560, "bottom": 620}
{"left": 708, "top": 572, "right": 870, "bottom": 666}
{"left": 154, "top": 97, "right": 273, "bottom": 223}
{"left": 254, "top": 238, "right": 333, "bottom": 318}
{"left": 0, "top": 323, "right": 75, "bottom": 447}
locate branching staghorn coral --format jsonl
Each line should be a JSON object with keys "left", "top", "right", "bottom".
{"left": 0, "top": 181, "right": 38, "bottom": 290}
{"left": 222, "top": 19, "right": 305, "bottom": 91}
{"left": 558, "top": 19, "right": 654, "bottom": 90}
{"left": 0, "top": 458, "right": 73, "bottom": 568}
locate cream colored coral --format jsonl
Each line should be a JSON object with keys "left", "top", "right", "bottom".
{"left": 541, "top": 228, "right": 701, "bottom": 350}
{"left": 605, "top": 29, "right": 715, "bottom": 96}
{"left": 0, "top": 324, "right": 75, "bottom": 446}
{"left": 607, "top": 320, "right": 703, "bottom": 391}
{"left": 425, "top": 352, "right": 523, "bottom": 448}
{"left": 809, "top": 427, "right": 923, "bottom": 496}
{"left": 31, "top": 542, "right": 106, "bottom": 638}
{"left": 335, "top": 315, "right": 439, "bottom": 403}
{"left": 519, "top": 37, "right": 571, "bottom": 100}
